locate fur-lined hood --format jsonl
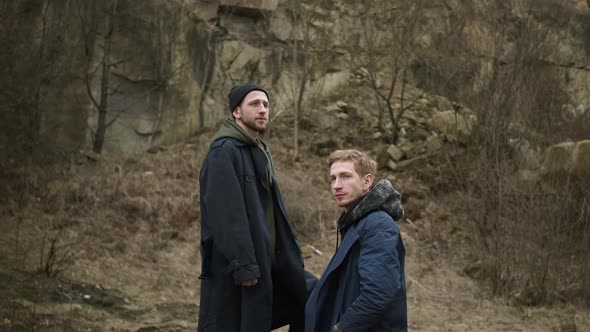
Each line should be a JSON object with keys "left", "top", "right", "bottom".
{"left": 338, "top": 179, "right": 404, "bottom": 236}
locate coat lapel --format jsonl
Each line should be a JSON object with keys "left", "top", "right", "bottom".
{"left": 326, "top": 225, "right": 359, "bottom": 276}
{"left": 313, "top": 225, "right": 360, "bottom": 296}
{"left": 306, "top": 225, "right": 360, "bottom": 331}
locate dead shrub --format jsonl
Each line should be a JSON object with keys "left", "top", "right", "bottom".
{"left": 276, "top": 166, "right": 339, "bottom": 244}
{"left": 427, "top": 0, "right": 590, "bottom": 305}
{"left": 119, "top": 195, "right": 153, "bottom": 220}
{"left": 443, "top": 140, "right": 590, "bottom": 305}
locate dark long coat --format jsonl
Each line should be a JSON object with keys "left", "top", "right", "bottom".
{"left": 198, "top": 137, "right": 308, "bottom": 332}
{"left": 305, "top": 211, "right": 407, "bottom": 332}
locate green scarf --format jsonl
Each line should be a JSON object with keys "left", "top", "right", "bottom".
{"left": 212, "top": 117, "right": 276, "bottom": 189}
{"left": 212, "top": 117, "right": 276, "bottom": 254}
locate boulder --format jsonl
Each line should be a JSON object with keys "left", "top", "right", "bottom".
{"left": 428, "top": 110, "right": 475, "bottom": 143}
{"left": 572, "top": 139, "right": 590, "bottom": 178}
{"left": 325, "top": 101, "right": 347, "bottom": 112}
{"left": 396, "top": 139, "right": 415, "bottom": 157}
{"left": 425, "top": 135, "right": 443, "bottom": 154}
{"left": 540, "top": 140, "right": 590, "bottom": 181}
{"left": 386, "top": 144, "right": 405, "bottom": 161}
{"left": 403, "top": 110, "right": 428, "bottom": 125}
{"left": 509, "top": 138, "right": 542, "bottom": 170}
{"left": 433, "top": 95, "right": 454, "bottom": 112}
{"left": 539, "top": 141, "right": 576, "bottom": 177}
{"left": 386, "top": 160, "right": 398, "bottom": 171}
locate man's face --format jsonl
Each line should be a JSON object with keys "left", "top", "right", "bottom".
{"left": 233, "top": 90, "right": 269, "bottom": 137}
{"left": 329, "top": 160, "right": 373, "bottom": 210}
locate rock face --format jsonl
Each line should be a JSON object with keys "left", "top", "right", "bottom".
{"left": 4, "top": 0, "right": 590, "bottom": 155}
{"left": 75, "top": 0, "right": 356, "bottom": 154}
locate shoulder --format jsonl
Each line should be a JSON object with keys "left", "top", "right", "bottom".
{"left": 357, "top": 211, "right": 399, "bottom": 235}
{"left": 207, "top": 138, "right": 249, "bottom": 158}
{"left": 210, "top": 137, "right": 246, "bottom": 151}
{"left": 202, "top": 139, "right": 247, "bottom": 169}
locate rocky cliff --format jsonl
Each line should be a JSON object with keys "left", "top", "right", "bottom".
{"left": 1, "top": 0, "right": 589, "bottom": 155}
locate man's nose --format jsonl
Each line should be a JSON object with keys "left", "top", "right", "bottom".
{"left": 332, "top": 179, "right": 342, "bottom": 190}
{"left": 256, "top": 104, "right": 268, "bottom": 113}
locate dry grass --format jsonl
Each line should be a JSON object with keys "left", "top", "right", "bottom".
{"left": 0, "top": 133, "right": 211, "bottom": 330}
{"left": 1, "top": 0, "right": 590, "bottom": 330}
{"left": 0, "top": 121, "right": 343, "bottom": 330}
{"left": 1, "top": 111, "right": 589, "bottom": 331}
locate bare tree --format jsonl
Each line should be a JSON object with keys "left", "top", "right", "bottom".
{"left": 340, "top": 0, "right": 425, "bottom": 144}
{"left": 0, "top": 0, "right": 73, "bottom": 159}
{"left": 445, "top": 0, "right": 589, "bottom": 302}
{"left": 77, "top": 0, "right": 188, "bottom": 153}
{"left": 82, "top": 0, "right": 118, "bottom": 154}
{"left": 285, "top": 0, "right": 329, "bottom": 160}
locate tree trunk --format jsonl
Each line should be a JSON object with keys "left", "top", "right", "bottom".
{"left": 93, "top": 0, "right": 117, "bottom": 153}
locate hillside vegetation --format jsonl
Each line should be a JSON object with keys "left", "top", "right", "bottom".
{"left": 1, "top": 0, "right": 590, "bottom": 331}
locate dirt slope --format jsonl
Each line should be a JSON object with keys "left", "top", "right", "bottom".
{"left": 1, "top": 118, "right": 589, "bottom": 331}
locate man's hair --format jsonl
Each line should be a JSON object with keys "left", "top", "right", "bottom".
{"left": 328, "top": 149, "right": 377, "bottom": 177}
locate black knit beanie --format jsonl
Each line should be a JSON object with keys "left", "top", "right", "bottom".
{"left": 228, "top": 83, "right": 270, "bottom": 113}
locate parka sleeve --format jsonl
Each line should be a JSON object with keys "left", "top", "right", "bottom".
{"left": 200, "top": 143, "right": 260, "bottom": 285}
{"left": 339, "top": 215, "right": 404, "bottom": 331}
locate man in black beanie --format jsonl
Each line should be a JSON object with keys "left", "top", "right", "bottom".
{"left": 198, "top": 83, "right": 314, "bottom": 332}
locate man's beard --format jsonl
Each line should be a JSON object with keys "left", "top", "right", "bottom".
{"left": 243, "top": 118, "right": 267, "bottom": 134}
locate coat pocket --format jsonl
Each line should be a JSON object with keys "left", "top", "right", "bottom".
{"left": 199, "top": 240, "right": 212, "bottom": 279}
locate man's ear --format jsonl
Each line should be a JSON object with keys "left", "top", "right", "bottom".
{"left": 232, "top": 107, "right": 241, "bottom": 119}
{"left": 363, "top": 173, "right": 374, "bottom": 192}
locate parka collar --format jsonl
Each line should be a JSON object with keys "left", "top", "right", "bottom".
{"left": 337, "top": 179, "right": 403, "bottom": 237}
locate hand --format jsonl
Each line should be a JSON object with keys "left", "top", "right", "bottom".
{"left": 331, "top": 322, "right": 344, "bottom": 332}
{"left": 240, "top": 279, "right": 258, "bottom": 287}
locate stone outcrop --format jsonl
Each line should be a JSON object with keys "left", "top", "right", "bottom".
{"left": 509, "top": 138, "right": 542, "bottom": 170}
{"left": 572, "top": 140, "right": 590, "bottom": 178}
{"left": 428, "top": 110, "right": 475, "bottom": 144}
{"left": 540, "top": 140, "right": 590, "bottom": 180}
{"left": 4, "top": 0, "right": 590, "bottom": 157}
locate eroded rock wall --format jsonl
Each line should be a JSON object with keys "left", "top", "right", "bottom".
{"left": 4, "top": 0, "right": 590, "bottom": 155}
